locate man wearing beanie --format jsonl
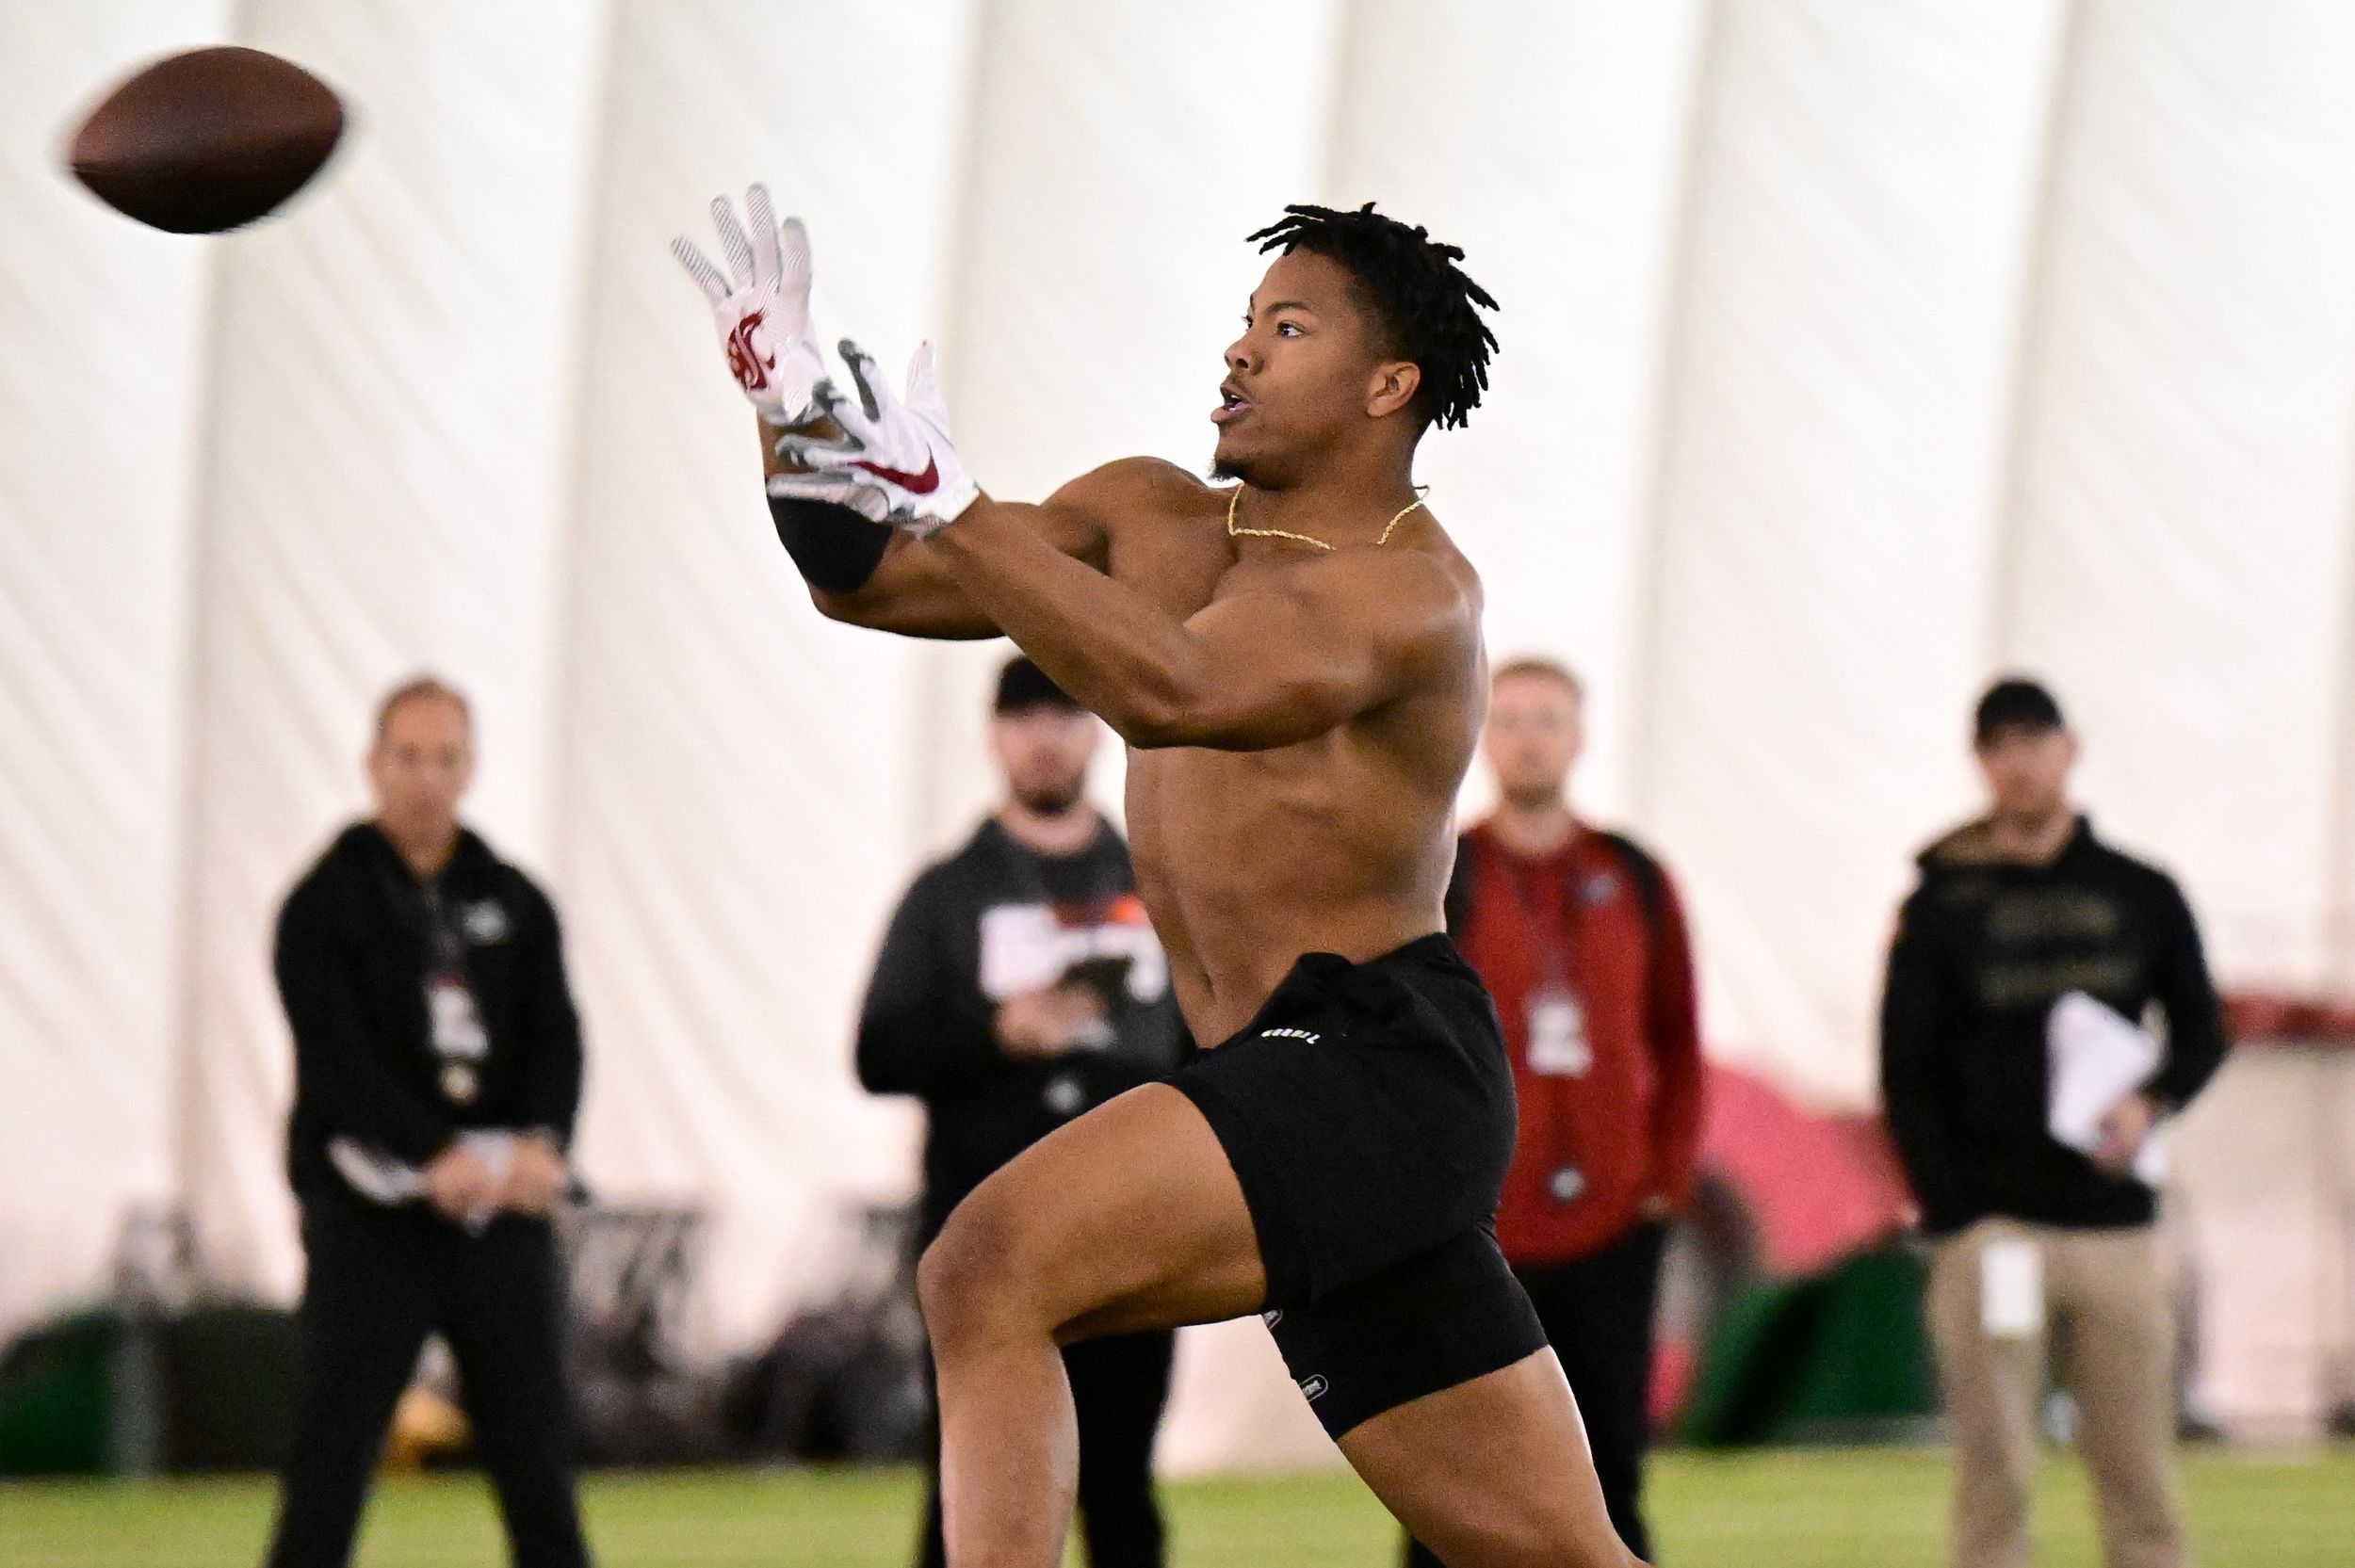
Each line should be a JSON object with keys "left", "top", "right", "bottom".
{"left": 857, "top": 656, "right": 1187, "bottom": 1568}
{"left": 1880, "top": 677, "right": 2229, "bottom": 1568}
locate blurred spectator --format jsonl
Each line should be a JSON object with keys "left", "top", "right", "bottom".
{"left": 857, "top": 656, "right": 1187, "bottom": 1568}
{"left": 1405, "top": 657, "right": 1705, "bottom": 1565}
{"left": 1881, "top": 677, "right": 2229, "bottom": 1568}
{"left": 261, "top": 676, "right": 589, "bottom": 1568}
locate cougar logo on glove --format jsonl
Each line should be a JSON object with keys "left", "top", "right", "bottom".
{"left": 726, "top": 310, "right": 776, "bottom": 392}
{"left": 853, "top": 455, "right": 941, "bottom": 495}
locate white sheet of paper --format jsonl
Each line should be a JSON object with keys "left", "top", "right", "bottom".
{"left": 2046, "top": 991, "right": 2164, "bottom": 1180}
{"left": 1980, "top": 1235, "right": 2044, "bottom": 1338}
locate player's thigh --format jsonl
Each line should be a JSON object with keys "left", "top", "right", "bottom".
{"left": 921, "top": 1083, "right": 1265, "bottom": 1341}
{"left": 1340, "top": 1350, "right": 1634, "bottom": 1568}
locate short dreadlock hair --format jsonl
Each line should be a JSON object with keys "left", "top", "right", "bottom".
{"left": 1245, "top": 202, "right": 1499, "bottom": 431}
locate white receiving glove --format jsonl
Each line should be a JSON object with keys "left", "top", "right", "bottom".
{"left": 769, "top": 338, "right": 980, "bottom": 538}
{"left": 672, "top": 185, "right": 823, "bottom": 422}
{"left": 765, "top": 462, "right": 896, "bottom": 525}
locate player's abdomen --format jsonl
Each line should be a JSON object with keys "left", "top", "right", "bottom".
{"left": 1126, "top": 739, "right": 1452, "bottom": 1043}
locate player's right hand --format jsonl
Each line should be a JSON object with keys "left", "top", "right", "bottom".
{"left": 672, "top": 184, "right": 823, "bottom": 423}
{"left": 770, "top": 340, "right": 982, "bottom": 537}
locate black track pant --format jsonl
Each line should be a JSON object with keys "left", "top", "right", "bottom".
{"left": 260, "top": 1200, "right": 589, "bottom": 1568}
{"left": 918, "top": 1328, "right": 1175, "bottom": 1568}
{"left": 1404, "top": 1220, "right": 1668, "bottom": 1566}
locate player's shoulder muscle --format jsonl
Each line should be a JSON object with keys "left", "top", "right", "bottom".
{"left": 1043, "top": 457, "right": 1210, "bottom": 542}
{"left": 1301, "top": 543, "right": 1475, "bottom": 656}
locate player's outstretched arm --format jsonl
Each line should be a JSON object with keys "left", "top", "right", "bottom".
{"left": 734, "top": 309, "right": 1462, "bottom": 738}
{"left": 675, "top": 189, "right": 1113, "bottom": 640}
{"left": 931, "top": 499, "right": 1470, "bottom": 751}
{"left": 731, "top": 318, "right": 1456, "bottom": 711}
{"left": 757, "top": 413, "right": 1114, "bottom": 639}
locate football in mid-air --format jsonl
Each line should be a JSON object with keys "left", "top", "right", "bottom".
{"left": 67, "top": 45, "right": 345, "bottom": 234}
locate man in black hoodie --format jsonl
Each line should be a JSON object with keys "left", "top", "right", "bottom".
{"left": 858, "top": 657, "right": 1186, "bottom": 1568}
{"left": 260, "top": 676, "right": 589, "bottom": 1568}
{"left": 1881, "top": 678, "right": 2226, "bottom": 1568}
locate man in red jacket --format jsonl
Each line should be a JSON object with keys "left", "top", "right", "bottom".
{"left": 1407, "top": 657, "right": 1705, "bottom": 1565}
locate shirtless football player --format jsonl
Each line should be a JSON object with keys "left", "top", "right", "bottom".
{"left": 675, "top": 190, "right": 1643, "bottom": 1568}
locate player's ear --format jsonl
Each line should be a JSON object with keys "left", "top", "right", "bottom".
{"left": 1366, "top": 359, "right": 1421, "bottom": 420}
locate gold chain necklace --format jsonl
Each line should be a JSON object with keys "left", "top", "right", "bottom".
{"left": 1226, "top": 485, "right": 1429, "bottom": 552}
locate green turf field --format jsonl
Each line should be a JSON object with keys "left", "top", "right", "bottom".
{"left": 4, "top": 1447, "right": 2349, "bottom": 1566}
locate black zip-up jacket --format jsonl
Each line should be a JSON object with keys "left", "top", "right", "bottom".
{"left": 275, "top": 822, "right": 582, "bottom": 1202}
{"left": 855, "top": 819, "right": 1185, "bottom": 1241}
{"left": 1879, "top": 815, "right": 2227, "bottom": 1236}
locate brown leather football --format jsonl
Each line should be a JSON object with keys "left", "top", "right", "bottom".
{"left": 68, "top": 46, "right": 345, "bottom": 234}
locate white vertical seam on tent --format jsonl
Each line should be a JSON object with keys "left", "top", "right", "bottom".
{"left": 1622, "top": 0, "right": 1728, "bottom": 827}
{"left": 915, "top": 0, "right": 1015, "bottom": 855}
{"left": 2318, "top": 383, "right": 2355, "bottom": 990}
{"left": 537, "top": 0, "right": 625, "bottom": 901}
{"left": 1980, "top": 0, "right": 2090, "bottom": 673}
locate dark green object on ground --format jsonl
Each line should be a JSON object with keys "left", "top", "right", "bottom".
{"left": 1681, "top": 1243, "right": 1940, "bottom": 1446}
{"left": 0, "top": 1312, "right": 112, "bottom": 1474}
{"left": 0, "top": 1305, "right": 297, "bottom": 1476}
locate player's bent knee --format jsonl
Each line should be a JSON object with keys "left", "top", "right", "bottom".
{"left": 914, "top": 1213, "right": 998, "bottom": 1335}
{"left": 917, "top": 1194, "right": 1053, "bottom": 1348}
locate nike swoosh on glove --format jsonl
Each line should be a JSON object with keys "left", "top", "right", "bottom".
{"left": 672, "top": 185, "right": 824, "bottom": 423}
{"left": 769, "top": 339, "right": 981, "bottom": 538}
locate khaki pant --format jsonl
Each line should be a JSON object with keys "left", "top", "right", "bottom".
{"left": 1926, "top": 1220, "right": 2186, "bottom": 1568}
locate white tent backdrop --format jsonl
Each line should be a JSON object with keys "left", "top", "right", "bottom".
{"left": 0, "top": 0, "right": 230, "bottom": 1369}
{"left": 172, "top": 0, "right": 613, "bottom": 1301}
{"left": 8, "top": 0, "right": 2355, "bottom": 1469}
{"left": 1637, "top": 0, "right": 2069, "bottom": 1104}
{"left": 1998, "top": 0, "right": 2355, "bottom": 994}
{"left": 551, "top": 0, "right": 969, "bottom": 1358}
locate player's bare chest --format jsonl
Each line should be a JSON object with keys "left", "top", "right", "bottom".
{"left": 1107, "top": 511, "right": 1291, "bottom": 621}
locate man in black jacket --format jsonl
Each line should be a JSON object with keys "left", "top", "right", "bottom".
{"left": 1881, "top": 678, "right": 2227, "bottom": 1568}
{"left": 858, "top": 657, "right": 1186, "bottom": 1568}
{"left": 261, "top": 676, "right": 590, "bottom": 1568}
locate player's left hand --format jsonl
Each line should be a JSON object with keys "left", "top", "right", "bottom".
{"left": 672, "top": 185, "right": 825, "bottom": 423}
{"left": 768, "top": 340, "right": 980, "bottom": 537}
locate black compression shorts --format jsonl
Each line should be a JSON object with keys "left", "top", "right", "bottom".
{"left": 1169, "top": 934, "right": 1547, "bottom": 1437}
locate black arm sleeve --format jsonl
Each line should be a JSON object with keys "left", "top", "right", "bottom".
{"left": 854, "top": 871, "right": 1001, "bottom": 1097}
{"left": 770, "top": 493, "right": 893, "bottom": 593}
{"left": 2146, "top": 877, "right": 2229, "bottom": 1110}
{"left": 515, "top": 887, "right": 585, "bottom": 1145}
{"left": 274, "top": 881, "right": 455, "bottom": 1167}
{"left": 1879, "top": 889, "right": 1968, "bottom": 1234}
